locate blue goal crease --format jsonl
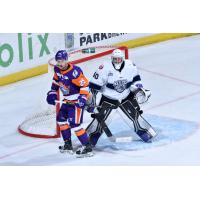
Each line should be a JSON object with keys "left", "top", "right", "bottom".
{"left": 95, "top": 114, "right": 199, "bottom": 151}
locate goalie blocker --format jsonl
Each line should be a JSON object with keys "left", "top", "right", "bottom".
{"left": 86, "top": 91, "right": 157, "bottom": 146}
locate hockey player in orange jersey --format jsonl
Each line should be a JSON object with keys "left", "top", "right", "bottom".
{"left": 46, "top": 50, "right": 93, "bottom": 158}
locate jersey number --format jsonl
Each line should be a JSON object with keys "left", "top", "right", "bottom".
{"left": 93, "top": 72, "right": 99, "bottom": 79}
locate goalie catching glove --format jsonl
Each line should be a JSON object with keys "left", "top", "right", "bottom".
{"left": 130, "top": 84, "right": 151, "bottom": 104}
{"left": 134, "top": 88, "right": 151, "bottom": 104}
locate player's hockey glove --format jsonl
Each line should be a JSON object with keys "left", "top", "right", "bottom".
{"left": 75, "top": 95, "right": 87, "bottom": 108}
{"left": 46, "top": 90, "right": 58, "bottom": 105}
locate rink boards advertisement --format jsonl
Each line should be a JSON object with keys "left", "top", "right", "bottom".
{"left": 0, "top": 33, "right": 197, "bottom": 86}
{"left": 0, "top": 33, "right": 65, "bottom": 77}
{"left": 64, "top": 33, "right": 153, "bottom": 50}
{"left": 0, "top": 33, "right": 150, "bottom": 77}
{"left": 1, "top": 34, "right": 200, "bottom": 165}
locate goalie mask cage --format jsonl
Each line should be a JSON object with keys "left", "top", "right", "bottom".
{"left": 18, "top": 46, "right": 129, "bottom": 139}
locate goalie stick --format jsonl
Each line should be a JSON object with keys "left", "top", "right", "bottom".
{"left": 119, "top": 100, "right": 157, "bottom": 141}
{"left": 91, "top": 112, "right": 134, "bottom": 143}
{"left": 56, "top": 100, "right": 155, "bottom": 143}
{"left": 88, "top": 101, "right": 134, "bottom": 143}
{"left": 57, "top": 100, "right": 131, "bottom": 142}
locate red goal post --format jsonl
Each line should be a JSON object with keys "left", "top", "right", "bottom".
{"left": 18, "top": 46, "right": 129, "bottom": 139}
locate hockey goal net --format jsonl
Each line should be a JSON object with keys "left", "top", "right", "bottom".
{"left": 18, "top": 46, "right": 129, "bottom": 139}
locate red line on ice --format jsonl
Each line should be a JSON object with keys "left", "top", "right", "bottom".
{"left": 145, "top": 90, "right": 200, "bottom": 111}
{"left": 139, "top": 67, "right": 200, "bottom": 87}
{"left": 1, "top": 67, "right": 200, "bottom": 161}
{"left": 139, "top": 67, "right": 200, "bottom": 110}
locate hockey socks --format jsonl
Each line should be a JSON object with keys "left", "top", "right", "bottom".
{"left": 59, "top": 124, "right": 71, "bottom": 141}
{"left": 75, "top": 128, "right": 90, "bottom": 146}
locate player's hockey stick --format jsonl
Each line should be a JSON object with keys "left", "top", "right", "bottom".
{"left": 56, "top": 100, "right": 102, "bottom": 108}
{"left": 55, "top": 100, "right": 78, "bottom": 105}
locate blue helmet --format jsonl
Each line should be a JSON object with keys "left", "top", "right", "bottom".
{"left": 55, "top": 50, "right": 68, "bottom": 61}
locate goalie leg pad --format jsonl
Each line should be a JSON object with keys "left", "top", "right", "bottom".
{"left": 119, "top": 100, "right": 157, "bottom": 142}
{"left": 87, "top": 96, "right": 118, "bottom": 146}
{"left": 87, "top": 102, "right": 113, "bottom": 146}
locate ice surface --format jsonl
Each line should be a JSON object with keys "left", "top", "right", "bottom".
{"left": 0, "top": 35, "right": 200, "bottom": 165}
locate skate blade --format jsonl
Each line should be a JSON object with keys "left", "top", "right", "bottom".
{"left": 60, "top": 149, "right": 74, "bottom": 154}
{"left": 76, "top": 152, "right": 94, "bottom": 158}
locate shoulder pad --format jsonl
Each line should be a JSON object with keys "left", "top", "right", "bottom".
{"left": 98, "top": 64, "right": 104, "bottom": 70}
{"left": 125, "top": 59, "right": 137, "bottom": 67}
{"left": 97, "top": 61, "right": 109, "bottom": 71}
{"left": 71, "top": 65, "right": 82, "bottom": 78}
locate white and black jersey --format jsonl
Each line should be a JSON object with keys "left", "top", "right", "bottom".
{"left": 87, "top": 60, "right": 156, "bottom": 145}
{"left": 90, "top": 59, "right": 142, "bottom": 101}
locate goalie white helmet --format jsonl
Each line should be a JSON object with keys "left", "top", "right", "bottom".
{"left": 111, "top": 49, "right": 124, "bottom": 70}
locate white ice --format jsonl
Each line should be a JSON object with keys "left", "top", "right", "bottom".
{"left": 0, "top": 35, "right": 200, "bottom": 165}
